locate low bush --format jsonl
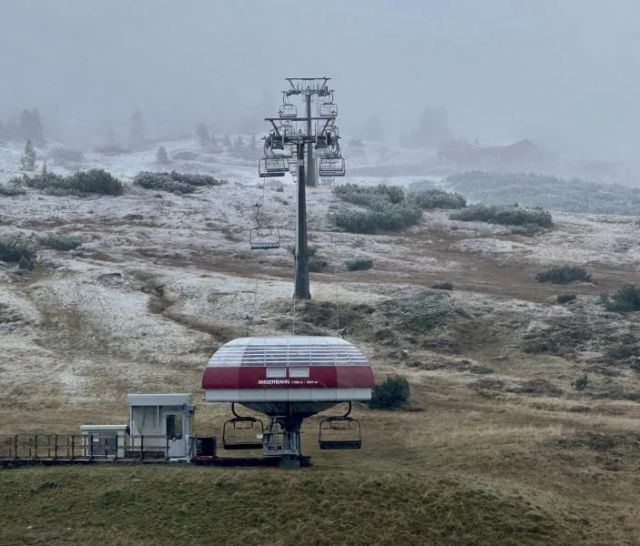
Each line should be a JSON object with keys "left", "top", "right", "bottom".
{"left": 369, "top": 375, "right": 410, "bottom": 410}
{"left": 39, "top": 235, "right": 82, "bottom": 251}
{"left": 603, "top": 284, "right": 640, "bottom": 312}
{"left": 572, "top": 374, "right": 590, "bottom": 391}
{"left": 410, "top": 189, "right": 466, "bottom": 210}
{"left": 134, "top": 171, "right": 225, "bottom": 194}
{"left": 432, "top": 281, "right": 454, "bottom": 290}
{"left": 345, "top": 258, "right": 373, "bottom": 271}
{"left": 0, "top": 239, "right": 36, "bottom": 270}
{"left": 0, "top": 183, "right": 26, "bottom": 196}
{"left": 557, "top": 293, "right": 577, "bottom": 304}
{"left": 335, "top": 183, "right": 405, "bottom": 206}
{"left": 21, "top": 169, "right": 123, "bottom": 196}
{"left": 450, "top": 204, "right": 552, "bottom": 228}
{"left": 308, "top": 259, "right": 328, "bottom": 273}
{"left": 334, "top": 204, "right": 422, "bottom": 234}
{"left": 536, "top": 265, "right": 591, "bottom": 284}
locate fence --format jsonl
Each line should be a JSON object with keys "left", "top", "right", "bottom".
{"left": 0, "top": 434, "right": 173, "bottom": 462}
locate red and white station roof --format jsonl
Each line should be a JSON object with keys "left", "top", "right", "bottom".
{"left": 202, "top": 336, "right": 374, "bottom": 403}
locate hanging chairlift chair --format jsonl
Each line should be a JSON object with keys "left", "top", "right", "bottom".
{"left": 222, "top": 403, "right": 265, "bottom": 450}
{"left": 258, "top": 158, "right": 287, "bottom": 178}
{"left": 278, "top": 102, "right": 297, "bottom": 119}
{"left": 319, "top": 102, "right": 338, "bottom": 119}
{"left": 318, "top": 157, "right": 346, "bottom": 177}
{"left": 250, "top": 227, "right": 281, "bottom": 250}
{"left": 318, "top": 403, "right": 362, "bottom": 450}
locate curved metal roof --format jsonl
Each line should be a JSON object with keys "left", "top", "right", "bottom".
{"left": 207, "top": 336, "right": 369, "bottom": 368}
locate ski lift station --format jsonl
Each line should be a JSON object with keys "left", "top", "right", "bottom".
{"left": 1, "top": 337, "right": 374, "bottom": 468}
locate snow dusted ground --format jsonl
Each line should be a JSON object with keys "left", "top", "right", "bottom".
{"left": 0, "top": 136, "right": 638, "bottom": 427}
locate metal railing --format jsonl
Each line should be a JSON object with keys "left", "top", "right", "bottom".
{"left": 0, "top": 434, "right": 176, "bottom": 462}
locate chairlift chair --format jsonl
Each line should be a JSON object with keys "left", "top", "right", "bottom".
{"left": 222, "top": 403, "right": 265, "bottom": 450}
{"left": 318, "top": 157, "right": 346, "bottom": 177}
{"left": 250, "top": 227, "right": 281, "bottom": 250}
{"left": 319, "top": 102, "right": 338, "bottom": 119}
{"left": 318, "top": 403, "right": 362, "bottom": 450}
{"left": 278, "top": 103, "right": 297, "bottom": 119}
{"left": 258, "top": 158, "right": 287, "bottom": 178}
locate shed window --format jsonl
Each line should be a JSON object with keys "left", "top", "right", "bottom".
{"left": 289, "top": 368, "right": 310, "bottom": 378}
{"left": 266, "top": 368, "right": 287, "bottom": 379}
{"left": 166, "top": 414, "right": 183, "bottom": 439}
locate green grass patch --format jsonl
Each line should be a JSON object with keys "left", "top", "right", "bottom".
{"left": 0, "top": 466, "right": 569, "bottom": 546}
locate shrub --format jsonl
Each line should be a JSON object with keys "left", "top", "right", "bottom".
{"left": 334, "top": 204, "right": 422, "bottom": 234}
{"left": 0, "top": 239, "right": 36, "bottom": 270}
{"left": 557, "top": 293, "right": 577, "bottom": 304}
{"left": 134, "top": 171, "right": 225, "bottom": 194}
{"left": 308, "top": 259, "right": 328, "bottom": 273}
{"left": 369, "top": 376, "right": 411, "bottom": 410}
{"left": 288, "top": 245, "right": 317, "bottom": 258}
{"left": 134, "top": 172, "right": 194, "bottom": 194}
{"left": 22, "top": 169, "right": 122, "bottom": 196}
{"left": 572, "top": 374, "right": 590, "bottom": 391}
{"left": 432, "top": 281, "right": 454, "bottom": 290}
{"left": 39, "top": 235, "right": 81, "bottom": 251}
{"left": 536, "top": 265, "right": 591, "bottom": 284}
{"left": 603, "top": 284, "right": 640, "bottom": 312}
{"left": 50, "top": 146, "right": 85, "bottom": 163}
{"left": 450, "top": 204, "right": 552, "bottom": 228}
{"left": 335, "top": 183, "right": 405, "bottom": 206}
{"left": 410, "top": 189, "right": 466, "bottom": 209}
{"left": 66, "top": 170, "right": 122, "bottom": 195}
{"left": 345, "top": 258, "right": 373, "bottom": 271}
{"left": 0, "top": 183, "right": 26, "bottom": 196}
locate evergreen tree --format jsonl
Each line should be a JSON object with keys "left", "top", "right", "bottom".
{"left": 196, "top": 123, "right": 210, "bottom": 146}
{"left": 19, "top": 109, "right": 44, "bottom": 146}
{"left": 233, "top": 135, "right": 244, "bottom": 155}
{"left": 223, "top": 134, "right": 232, "bottom": 148}
{"left": 21, "top": 139, "right": 36, "bottom": 171}
{"left": 129, "top": 109, "right": 145, "bottom": 149}
{"left": 156, "top": 145, "right": 169, "bottom": 164}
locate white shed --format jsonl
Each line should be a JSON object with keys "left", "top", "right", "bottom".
{"left": 127, "top": 393, "right": 194, "bottom": 460}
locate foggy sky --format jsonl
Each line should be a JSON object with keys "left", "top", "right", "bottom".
{"left": 1, "top": 0, "right": 638, "bottom": 160}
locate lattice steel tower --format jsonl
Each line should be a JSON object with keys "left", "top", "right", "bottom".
{"left": 258, "top": 77, "right": 345, "bottom": 299}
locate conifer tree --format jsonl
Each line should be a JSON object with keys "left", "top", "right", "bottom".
{"left": 20, "top": 139, "right": 36, "bottom": 171}
{"left": 156, "top": 146, "right": 169, "bottom": 164}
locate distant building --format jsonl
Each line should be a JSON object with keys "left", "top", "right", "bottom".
{"left": 438, "top": 138, "right": 550, "bottom": 166}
